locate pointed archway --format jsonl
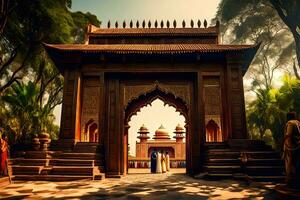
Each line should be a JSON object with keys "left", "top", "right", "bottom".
{"left": 122, "top": 87, "right": 189, "bottom": 175}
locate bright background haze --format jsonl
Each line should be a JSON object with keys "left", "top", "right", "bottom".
{"left": 54, "top": 0, "right": 221, "bottom": 156}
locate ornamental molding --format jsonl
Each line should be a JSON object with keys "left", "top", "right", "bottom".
{"left": 124, "top": 80, "right": 190, "bottom": 108}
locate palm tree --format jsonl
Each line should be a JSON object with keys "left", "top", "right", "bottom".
{"left": 2, "top": 81, "right": 57, "bottom": 142}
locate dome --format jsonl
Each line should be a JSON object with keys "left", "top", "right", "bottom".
{"left": 138, "top": 124, "right": 149, "bottom": 133}
{"left": 174, "top": 124, "right": 185, "bottom": 133}
{"left": 153, "top": 125, "right": 170, "bottom": 140}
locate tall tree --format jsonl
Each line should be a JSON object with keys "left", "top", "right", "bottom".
{"left": 269, "top": 0, "right": 300, "bottom": 78}
{"left": 0, "top": 0, "right": 9, "bottom": 34}
{"left": 0, "top": 0, "right": 100, "bottom": 142}
{"left": 216, "top": 0, "right": 300, "bottom": 79}
{"left": 0, "top": 0, "right": 101, "bottom": 94}
{"left": 215, "top": 0, "right": 295, "bottom": 90}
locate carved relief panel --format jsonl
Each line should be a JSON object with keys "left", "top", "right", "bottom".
{"left": 123, "top": 81, "right": 190, "bottom": 108}
{"left": 80, "top": 76, "right": 100, "bottom": 142}
{"left": 203, "top": 76, "right": 223, "bottom": 142}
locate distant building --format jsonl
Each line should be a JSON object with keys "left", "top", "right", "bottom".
{"left": 130, "top": 124, "right": 186, "bottom": 168}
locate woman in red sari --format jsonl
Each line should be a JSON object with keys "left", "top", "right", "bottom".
{"left": 0, "top": 134, "right": 8, "bottom": 176}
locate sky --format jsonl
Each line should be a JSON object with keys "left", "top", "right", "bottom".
{"left": 53, "top": 0, "right": 221, "bottom": 155}
{"left": 71, "top": 0, "right": 221, "bottom": 27}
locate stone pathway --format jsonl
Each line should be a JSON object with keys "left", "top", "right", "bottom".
{"left": 0, "top": 169, "right": 277, "bottom": 200}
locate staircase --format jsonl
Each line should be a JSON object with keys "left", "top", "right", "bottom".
{"left": 203, "top": 140, "right": 285, "bottom": 182}
{"left": 9, "top": 142, "right": 105, "bottom": 181}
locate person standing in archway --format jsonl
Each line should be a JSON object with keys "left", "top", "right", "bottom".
{"left": 161, "top": 151, "right": 167, "bottom": 173}
{"left": 0, "top": 133, "right": 9, "bottom": 177}
{"left": 150, "top": 149, "right": 157, "bottom": 173}
{"left": 166, "top": 152, "right": 170, "bottom": 172}
{"left": 156, "top": 150, "right": 162, "bottom": 173}
{"left": 283, "top": 112, "right": 300, "bottom": 188}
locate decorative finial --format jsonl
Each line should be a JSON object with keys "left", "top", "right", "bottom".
{"left": 182, "top": 20, "right": 186, "bottom": 28}
{"left": 190, "top": 19, "right": 194, "bottom": 28}
{"left": 197, "top": 19, "right": 201, "bottom": 28}
{"left": 148, "top": 20, "right": 151, "bottom": 28}
{"left": 204, "top": 19, "right": 207, "bottom": 28}
{"left": 136, "top": 20, "right": 140, "bottom": 28}
{"left": 166, "top": 20, "right": 170, "bottom": 28}
{"left": 115, "top": 21, "right": 118, "bottom": 28}
{"left": 173, "top": 20, "right": 177, "bottom": 28}
{"left": 123, "top": 20, "right": 126, "bottom": 28}
{"left": 130, "top": 20, "right": 133, "bottom": 28}
{"left": 154, "top": 20, "right": 158, "bottom": 28}
{"left": 107, "top": 20, "right": 111, "bottom": 28}
{"left": 142, "top": 20, "right": 146, "bottom": 28}
{"left": 160, "top": 20, "right": 164, "bottom": 28}
{"left": 216, "top": 20, "right": 220, "bottom": 28}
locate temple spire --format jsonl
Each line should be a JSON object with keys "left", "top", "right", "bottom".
{"left": 204, "top": 19, "right": 208, "bottom": 28}
{"left": 197, "top": 19, "right": 201, "bottom": 28}
{"left": 173, "top": 124, "right": 185, "bottom": 143}
{"left": 190, "top": 20, "right": 194, "bottom": 28}
{"left": 130, "top": 20, "right": 133, "bottom": 28}
{"left": 182, "top": 20, "right": 186, "bottom": 28}
{"left": 160, "top": 20, "right": 164, "bottom": 28}
{"left": 166, "top": 20, "right": 170, "bottom": 28}
{"left": 137, "top": 124, "right": 150, "bottom": 143}
{"left": 173, "top": 20, "right": 177, "bottom": 28}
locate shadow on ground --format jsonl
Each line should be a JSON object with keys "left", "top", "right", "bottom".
{"left": 0, "top": 173, "right": 277, "bottom": 200}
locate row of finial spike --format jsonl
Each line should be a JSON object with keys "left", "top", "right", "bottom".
{"left": 107, "top": 19, "right": 215, "bottom": 29}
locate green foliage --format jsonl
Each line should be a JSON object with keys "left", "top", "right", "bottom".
{"left": 1, "top": 81, "right": 60, "bottom": 142}
{"left": 247, "top": 76, "right": 300, "bottom": 149}
{"left": 0, "top": 0, "right": 100, "bottom": 144}
{"left": 216, "top": 0, "right": 295, "bottom": 90}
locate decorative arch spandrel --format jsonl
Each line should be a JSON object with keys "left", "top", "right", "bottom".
{"left": 124, "top": 82, "right": 190, "bottom": 124}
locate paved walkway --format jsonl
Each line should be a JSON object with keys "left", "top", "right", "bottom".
{"left": 0, "top": 169, "right": 277, "bottom": 200}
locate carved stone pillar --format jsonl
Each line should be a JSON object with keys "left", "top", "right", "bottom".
{"left": 226, "top": 54, "right": 248, "bottom": 139}
{"left": 59, "top": 68, "right": 82, "bottom": 143}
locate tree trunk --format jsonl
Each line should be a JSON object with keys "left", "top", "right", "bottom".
{"left": 0, "top": 0, "right": 9, "bottom": 35}
{"left": 293, "top": 32, "right": 300, "bottom": 79}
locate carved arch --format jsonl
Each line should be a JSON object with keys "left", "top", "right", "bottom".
{"left": 124, "top": 87, "right": 188, "bottom": 124}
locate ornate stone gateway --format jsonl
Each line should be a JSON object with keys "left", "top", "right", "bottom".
{"left": 45, "top": 20, "right": 259, "bottom": 177}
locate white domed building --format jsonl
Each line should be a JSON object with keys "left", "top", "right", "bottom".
{"left": 132, "top": 124, "right": 186, "bottom": 168}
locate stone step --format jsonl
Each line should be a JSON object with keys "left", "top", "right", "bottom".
{"left": 207, "top": 151, "right": 241, "bottom": 159}
{"left": 204, "top": 142, "right": 228, "bottom": 149}
{"left": 246, "top": 175, "right": 285, "bottom": 182}
{"left": 204, "top": 165, "right": 242, "bottom": 174}
{"left": 9, "top": 158, "right": 48, "bottom": 166}
{"left": 59, "top": 153, "right": 103, "bottom": 160}
{"left": 49, "top": 159, "right": 94, "bottom": 166}
{"left": 246, "top": 158, "right": 283, "bottom": 166}
{"left": 11, "top": 166, "right": 42, "bottom": 175}
{"left": 51, "top": 166, "right": 94, "bottom": 176}
{"left": 72, "top": 148, "right": 98, "bottom": 153}
{"left": 13, "top": 175, "right": 94, "bottom": 181}
{"left": 245, "top": 166, "right": 284, "bottom": 176}
{"left": 243, "top": 151, "right": 281, "bottom": 159}
{"left": 75, "top": 142, "right": 99, "bottom": 146}
{"left": 206, "top": 158, "right": 240, "bottom": 165}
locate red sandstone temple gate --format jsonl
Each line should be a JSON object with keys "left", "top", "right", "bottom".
{"left": 45, "top": 20, "right": 258, "bottom": 177}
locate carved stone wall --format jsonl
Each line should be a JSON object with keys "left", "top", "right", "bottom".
{"left": 203, "top": 76, "right": 223, "bottom": 142}
{"left": 123, "top": 81, "right": 190, "bottom": 108}
{"left": 80, "top": 76, "right": 100, "bottom": 141}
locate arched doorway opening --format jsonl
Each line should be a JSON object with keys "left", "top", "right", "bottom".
{"left": 81, "top": 119, "right": 99, "bottom": 142}
{"left": 124, "top": 88, "right": 189, "bottom": 174}
{"left": 205, "top": 119, "right": 222, "bottom": 142}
